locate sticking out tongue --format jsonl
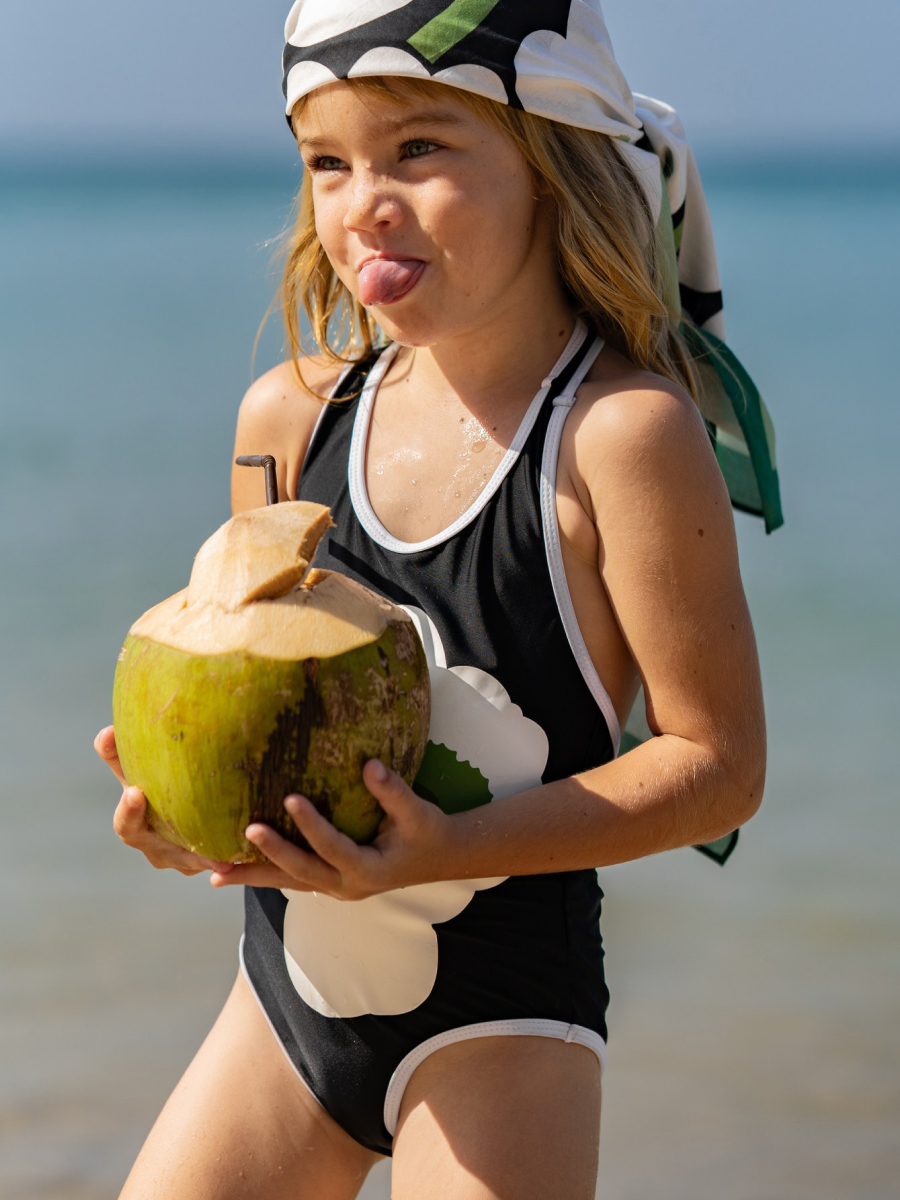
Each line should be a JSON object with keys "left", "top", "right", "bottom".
{"left": 358, "top": 258, "right": 425, "bottom": 307}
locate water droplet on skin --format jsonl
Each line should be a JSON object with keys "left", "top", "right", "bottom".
{"left": 454, "top": 491, "right": 460, "bottom": 497}
{"left": 411, "top": 478, "right": 418, "bottom": 484}
{"left": 472, "top": 440, "right": 487, "bottom": 453}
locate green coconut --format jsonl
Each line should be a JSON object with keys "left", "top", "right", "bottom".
{"left": 112, "top": 501, "right": 430, "bottom": 863}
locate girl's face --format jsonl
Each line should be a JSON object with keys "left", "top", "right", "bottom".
{"left": 295, "top": 82, "right": 564, "bottom": 347}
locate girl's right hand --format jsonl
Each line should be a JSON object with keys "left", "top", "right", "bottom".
{"left": 94, "top": 726, "right": 235, "bottom": 878}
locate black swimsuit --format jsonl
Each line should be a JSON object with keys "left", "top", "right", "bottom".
{"left": 241, "top": 322, "right": 617, "bottom": 1155}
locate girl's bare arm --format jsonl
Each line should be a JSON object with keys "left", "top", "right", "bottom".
{"left": 444, "top": 377, "right": 765, "bottom": 876}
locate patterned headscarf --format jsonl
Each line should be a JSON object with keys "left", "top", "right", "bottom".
{"left": 282, "top": 0, "right": 783, "bottom": 541}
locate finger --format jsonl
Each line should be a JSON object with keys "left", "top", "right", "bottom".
{"left": 94, "top": 725, "right": 126, "bottom": 785}
{"left": 112, "top": 788, "right": 228, "bottom": 875}
{"left": 150, "top": 842, "right": 231, "bottom": 875}
{"left": 210, "top": 862, "right": 315, "bottom": 891}
{"left": 363, "top": 760, "right": 420, "bottom": 819}
{"left": 243, "top": 822, "right": 342, "bottom": 893}
{"left": 284, "top": 795, "right": 363, "bottom": 868}
{"left": 112, "top": 786, "right": 149, "bottom": 843}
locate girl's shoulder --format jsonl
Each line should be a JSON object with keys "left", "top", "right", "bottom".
{"left": 577, "top": 348, "right": 704, "bottom": 446}
{"left": 237, "top": 354, "right": 343, "bottom": 428}
{"left": 231, "top": 354, "right": 344, "bottom": 511}
{"left": 567, "top": 349, "right": 713, "bottom": 494}
{"left": 559, "top": 348, "right": 731, "bottom": 549}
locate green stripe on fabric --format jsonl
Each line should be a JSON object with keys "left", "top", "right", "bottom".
{"left": 408, "top": 0, "right": 501, "bottom": 63}
{"left": 694, "top": 830, "right": 740, "bottom": 865}
{"left": 715, "top": 441, "right": 762, "bottom": 512}
{"left": 673, "top": 216, "right": 685, "bottom": 255}
{"left": 682, "top": 323, "right": 784, "bottom": 533}
{"left": 655, "top": 166, "right": 682, "bottom": 317}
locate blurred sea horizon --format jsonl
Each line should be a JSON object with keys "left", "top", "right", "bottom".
{"left": 4, "top": 138, "right": 900, "bottom": 183}
{"left": 1, "top": 148, "right": 898, "bottom": 1199}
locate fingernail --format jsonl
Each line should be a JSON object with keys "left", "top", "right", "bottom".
{"left": 370, "top": 760, "right": 388, "bottom": 784}
{"left": 284, "top": 794, "right": 304, "bottom": 813}
{"left": 244, "top": 825, "right": 265, "bottom": 843}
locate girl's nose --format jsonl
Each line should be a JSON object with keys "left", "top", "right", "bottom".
{"left": 343, "top": 171, "right": 405, "bottom": 234}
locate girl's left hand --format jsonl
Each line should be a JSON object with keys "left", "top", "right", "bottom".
{"left": 210, "top": 759, "right": 455, "bottom": 899}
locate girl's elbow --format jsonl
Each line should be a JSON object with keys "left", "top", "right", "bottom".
{"left": 701, "top": 727, "right": 765, "bottom": 833}
{"left": 727, "top": 747, "right": 766, "bottom": 827}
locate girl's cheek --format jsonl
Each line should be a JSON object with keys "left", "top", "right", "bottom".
{"left": 314, "top": 204, "right": 347, "bottom": 267}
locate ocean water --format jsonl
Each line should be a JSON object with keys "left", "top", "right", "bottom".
{"left": 0, "top": 156, "right": 897, "bottom": 1199}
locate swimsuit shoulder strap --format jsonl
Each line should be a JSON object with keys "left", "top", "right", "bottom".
{"left": 333, "top": 350, "right": 383, "bottom": 400}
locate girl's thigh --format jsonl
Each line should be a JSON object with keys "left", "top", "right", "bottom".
{"left": 120, "top": 969, "right": 383, "bottom": 1200}
{"left": 391, "top": 1035, "right": 602, "bottom": 1200}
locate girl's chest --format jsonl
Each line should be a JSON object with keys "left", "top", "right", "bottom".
{"left": 363, "top": 403, "right": 511, "bottom": 544}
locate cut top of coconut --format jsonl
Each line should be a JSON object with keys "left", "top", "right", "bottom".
{"left": 130, "top": 569, "right": 408, "bottom": 660}
{"left": 186, "top": 501, "right": 335, "bottom": 612}
{"left": 130, "top": 502, "right": 415, "bottom": 659}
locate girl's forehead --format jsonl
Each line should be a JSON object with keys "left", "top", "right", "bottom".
{"left": 295, "top": 79, "right": 479, "bottom": 136}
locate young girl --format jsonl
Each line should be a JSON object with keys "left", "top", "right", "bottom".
{"left": 96, "top": 3, "right": 780, "bottom": 1196}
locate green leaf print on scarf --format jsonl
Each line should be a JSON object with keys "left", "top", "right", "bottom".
{"left": 407, "top": 0, "right": 502, "bottom": 63}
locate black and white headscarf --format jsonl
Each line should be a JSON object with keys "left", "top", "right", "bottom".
{"left": 283, "top": 0, "right": 783, "bottom": 539}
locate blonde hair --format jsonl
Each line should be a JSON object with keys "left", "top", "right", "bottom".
{"left": 280, "top": 76, "right": 698, "bottom": 400}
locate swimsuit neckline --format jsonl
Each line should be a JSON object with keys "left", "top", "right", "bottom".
{"left": 348, "top": 320, "right": 590, "bottom": 556}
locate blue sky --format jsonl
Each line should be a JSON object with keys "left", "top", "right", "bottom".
{"left": 1, "top": 0, "right": 897, "bottom": 156}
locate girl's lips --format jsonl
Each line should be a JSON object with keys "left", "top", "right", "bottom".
{"left": 357, "top": 258, "right": 426, "bottom": 307}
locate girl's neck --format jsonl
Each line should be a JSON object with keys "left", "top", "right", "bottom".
{"left": 394, "top": 291, "right": 580, "bottom": 419}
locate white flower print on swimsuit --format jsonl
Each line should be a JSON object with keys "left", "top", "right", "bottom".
{"left": 281, "top": 606, "right": 550, "bottom": 1018}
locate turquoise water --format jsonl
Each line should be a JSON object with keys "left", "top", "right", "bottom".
{"left": 1, "top": 158, "right": 897, "bottom": 1198}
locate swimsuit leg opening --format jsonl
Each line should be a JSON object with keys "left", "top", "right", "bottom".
{"left": 382, "top": 1017, "right": 607, "bottom": 1137}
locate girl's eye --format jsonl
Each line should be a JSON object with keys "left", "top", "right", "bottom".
{"left": 307, "top": 155, "right": 346, "bottom": 173}
{"left": 305, "top": 140, "right": 439, "bottom": 172}
{"left": 402, "top": 139, "right": 439, "bottom": 160}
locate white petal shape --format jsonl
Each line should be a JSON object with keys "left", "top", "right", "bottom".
{"left": 436, "top": 668, "right": 546, "bottom": 798}
{"left": 514, "top": 4, "right": 639, "bottom": 138}
{"left": 282, "top": 605, "right": 549, "bottom": 1018}
{"left": 404, "top": 606, "right": 549, "bottom": 799}
{"left": 346, "top": 49, "right": 507, "bottom": 107}
{"left": 283, "top": 876, "right": 503, "bottom": 1017}
{"left": 348, "top": 45, "right": 431, "bottom": 79}
{"left": 285, "top": 0, "right": 414, "bottom": 47}
{"left": 284, "top": 60, "right": 340, "bottom": 115}
{"left": 431, "top": 63, "right": 508, "bottom": 105}
{"left": 404, "top": 603, "right": 447, "bottom": 668}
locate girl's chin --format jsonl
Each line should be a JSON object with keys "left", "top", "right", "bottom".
{"left": 368, "top": 297, "right": 485, "bottom": 349}
{"left": 367, "top": 306, "right": 453, "bottom": 349}
{"left": 374, "top": 314, "right": 451, "bottom": 348}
